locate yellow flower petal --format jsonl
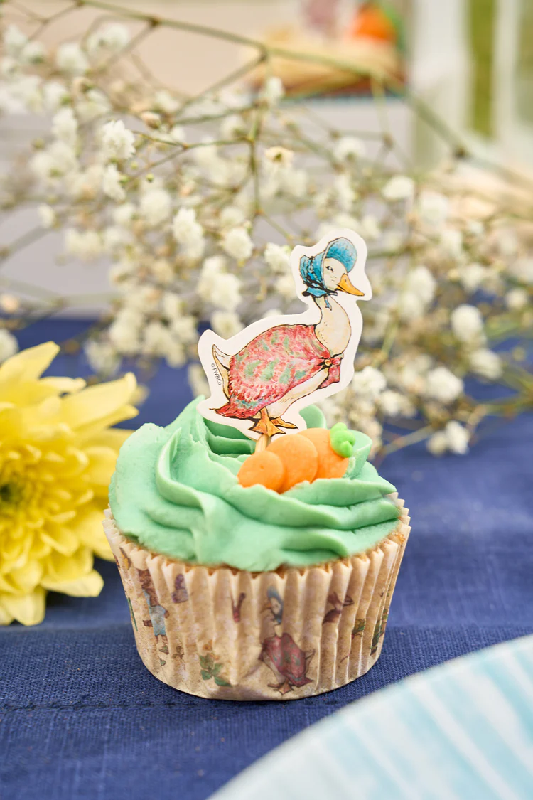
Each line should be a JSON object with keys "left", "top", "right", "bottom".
{"left": 74, "top": 507, "right": 113, "bottom": 560}
{"left": 6, "top": 560, "right": 43, "bottom": 594}
{"left": 0, "top": 342, "right": 58, "bottom": 386}
{"left": 87, "top": 429, "right": 132, "bottom": 451}
{"left": 0, "top": 600, "right": 14, "bottom": 625}
{"left": 40, "top": 377, "right": 86, "bottom": 394}
{"left": 60, "top": 373, "right": 137, "bottom": 431}
{"left": 43, "top": 546, "right": 93, "bottom": 583}
{"left": 41, "top": 570, "right": 103, "bottom": 597}
{"left": 0, "top": 342, "right": 138, "bottom": 624}
{"left": 1, "top": 588, "right": 45, "bottom": 626}
{"left": 84, "top": 446, "right": 119, "bottom": 487}
{"left": 41, "top": 525, "right": 80, "bottom": 556}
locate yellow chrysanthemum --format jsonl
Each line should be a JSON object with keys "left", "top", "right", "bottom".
{"left": 0, "top": 342, "right": 137, "bottom": 626}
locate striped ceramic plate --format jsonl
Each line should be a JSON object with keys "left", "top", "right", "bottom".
{"left": 212, "top": 635, "right": 533, "bottom": 799}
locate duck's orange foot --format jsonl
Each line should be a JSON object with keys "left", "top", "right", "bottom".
{"left": 268, "top": 680, "right": 292, "bottom": 695}
{"left": 250, "top": 409, "right": 285, "bottom": 438}
{"left": 270, "top": 417, "right": 298, "bottom": 430}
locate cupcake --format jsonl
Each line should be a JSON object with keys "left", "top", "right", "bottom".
{"left": 104, "top": 398, "right": 409, "bottom": 701}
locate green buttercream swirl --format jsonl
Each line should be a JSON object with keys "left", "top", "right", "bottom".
{"left": 109, "top": 399, "right": 400, "bottom": 571}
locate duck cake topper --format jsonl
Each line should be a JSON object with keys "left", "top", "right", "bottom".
{"left": 197, "top": 229, "right": 371, "bottom": 447}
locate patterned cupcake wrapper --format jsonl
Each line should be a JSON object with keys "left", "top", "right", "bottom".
{"left": 103, "top": 495, "right": 410, "bottom": 701}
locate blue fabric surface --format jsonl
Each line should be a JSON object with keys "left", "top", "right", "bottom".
{"left": 1, "top": 319, "right": 533, "bottom": 800}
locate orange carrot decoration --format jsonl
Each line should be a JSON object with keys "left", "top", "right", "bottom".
{"left": 237, "top": 424, "right": 355, "bottom": 493}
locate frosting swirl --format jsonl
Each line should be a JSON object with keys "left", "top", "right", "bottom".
{"left": 109, "top": 399, "right": 400, "bottom": 571}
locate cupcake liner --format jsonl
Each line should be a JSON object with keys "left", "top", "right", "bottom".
{"left": 103, "top": 495, "right": 410, "bottom": 700}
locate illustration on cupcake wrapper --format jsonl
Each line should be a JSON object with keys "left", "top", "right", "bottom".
{"left": 259, "top": 586, "right": 315, "bottom": 695}
{"left": 323, "top": 591, "right": 354, "bottom": 624}
{"left": 197, "top": 230, "right": 371, "bottom": 441}
{"left": 199, "top": 642, "right": 231, "bottom": 687}
{"left": 137, "top": 567, "right": 170, "bottom": 661}
{"left": 171, "top": 574, "right": 189, "bottom": 604}
{"left": 231, "top": 591, "right": 246, "bottom": 622}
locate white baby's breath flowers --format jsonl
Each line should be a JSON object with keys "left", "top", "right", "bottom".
{"left": 440, "top": 228, "right": 463, "bottom": 259}
{"left": 154, "top": 89, "right": 180, "bottom": 114}
{"left": 264, "top": 243, "right": 291, "bottom": 274}
{"left": 56, "top": 42, "right": 89, "bottom": 75}
{"left": 211, "top": 273, "right": 242, "bottom": 311}
{"left": 219, "top": 206, "right": 245, "bottom": 229}
{"left": 67, "top": 164, "right": 104, "bottom": 200}
{"left": 139, "top": 188, "right": 172, "bottom": 226}
{"left": 4, "top": 25, "right": 27, "bottom": 57}
{"left": 460, "top": 263, "right": 487, "bottom": 293}
{"left": 451, "top": 304, "right": 484, "bottom": 343}
{"left": 220, "top": 114, "right": 247, "bottom": 140}
{"left": 469, "top": 348, "right": 502, "bottom": 380}
{"left": 0, "top": 329, "right": 18, "bottom": 363}
{"left": 378, "top": 390, "right": 416, "bottom": 418}
{"left": 264, "top": 146, "right": 294, "bottom": 174}
{"left": 360, "top": 214, "right": 381, "bottom": 241}
{"left": 108, "top": 316, "right": 140, "bottom": 354}
{"left": 425, "top": 366, "right": 463, "bottom": 404}
{"left": 113, "top": 203, "right": 136, "bottom": 227}
{"left": 222, "top": 227, "right": 253, "bottom": 260}
{"left": 497, "top": 229, "right": 518, "bottom": 258}
{"left": 76, "top": 88, "right": 111, "bottom": 121}
{"left": 446, "top": 421, "right": 469, "bottom": 454}
{"left": 172, "top": 208, "right": 205, "bottom": 256}
{"left": 162, "top": 292, "right": 183, "bottom": 320}
{"left": 275, "top": 274, "right": 296, "bottom": 299}
{"left": 333, "top": 136, "right": 366, "bottom": 163}
{"left": 427, "top": 430, "right": 447, "bottom": 456}
{"left": 382, "top": 175, "right": 414, "bottom": 201}
{"left": 52, "top": 107, "right": 77, "bottom": 145}
{"left": 38, "top": 205, "right": 55, "bottom": 228}
{"left": 100, "top": 120, "right": 136, "bottom": 161}
{"left": 510, "top": 258, "right": 533, "bottom": 285}
{"left": 165, "top": 339, "right": 186, "bottom": 368}
{"left": 21, "top": 40, "right": 46, "bottom": 64}
{"left": 260, "top": 75, "right": 284, "bottom": 105}
{"left": 64, "top": 229, "right": 102, "bottom": 261}
{"left": 103, "top": 226, "right": 130, "bottom": 253}
{"left": 171, "top": 316, "right": 197, "bottom": 344}
{"left": 505, "top": 288, "right": 528, "bottom": 310}
{"left": 150, "top": 259, "right": 174, "bottom": 285}
{"left": 211, "top": 310, "right": 242, "bottom": 339}
{"left": 142, "top": 321, "right": 171, "bottom": 356}
{"left": 399, "top": 265, "right": 436, "bottom": 321}
{"left": 31, "top": 141, "right": 77, "bottom": 184}
{"left": 351, "top": 366, "right": 387, "bottom": 399}
{"left": 85, "top": 340, "right": 120, "bottom": 375}
{"left": 102, "top": 164, "right": 126, "bottom": 201}
{"left": 428, "top": 421, "right": 469, "bottom": 455}
{"left": 42, "top": 80, "right": 68, "bottom": 111}
{"left": 334, "top": 174, "right": 355, "bottom": 211}
{"left": 87, "top": 23, "right": 130, "bottom": 56}
{"left": 417, "top": 190, "right": 449, "bottom": 226}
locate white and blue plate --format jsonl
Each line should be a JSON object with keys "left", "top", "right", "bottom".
{"left": 212, "top": 635, "right": 533, "bottom": 799}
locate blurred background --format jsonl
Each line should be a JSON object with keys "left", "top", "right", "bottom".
{"left": 2, "top": 0, "right": 531, "bottom": 304}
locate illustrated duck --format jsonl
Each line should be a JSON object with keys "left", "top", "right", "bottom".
{"left": 210, "top": 234, "right": 369, "bottom": 438}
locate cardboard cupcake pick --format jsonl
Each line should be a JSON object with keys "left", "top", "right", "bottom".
{"left": 197, "top": 229, "right": 371, "bottom": 443}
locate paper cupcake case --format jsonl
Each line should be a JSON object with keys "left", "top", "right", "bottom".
{"left": 103, "top": 495, "right": 410, "bottom": 701}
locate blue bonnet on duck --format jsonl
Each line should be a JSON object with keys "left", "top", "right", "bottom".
{"left": 299, "top": 236, "right": 359, "bottom": 308}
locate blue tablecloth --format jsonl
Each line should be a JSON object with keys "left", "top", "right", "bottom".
{"left": 1, "top": 320, "right": 533, "bottom": 800}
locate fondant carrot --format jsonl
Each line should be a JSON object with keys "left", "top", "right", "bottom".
{"left": 237, "top": 425, "right": 356, "bottom": 493}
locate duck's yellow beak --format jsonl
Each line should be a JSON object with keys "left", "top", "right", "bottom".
{"left": 338, "top": 273, "right": 364, "bottom": 296}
